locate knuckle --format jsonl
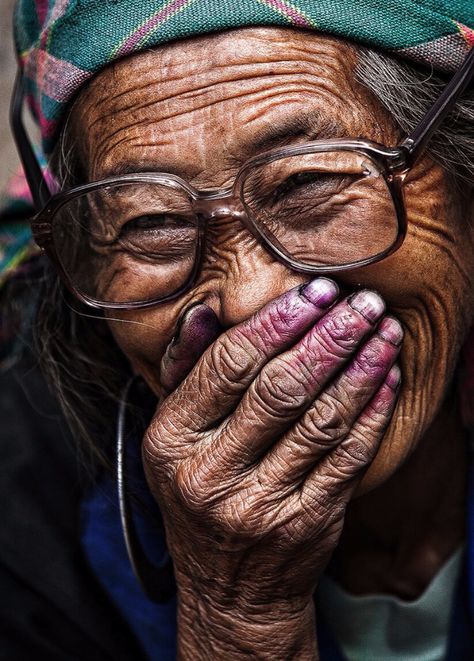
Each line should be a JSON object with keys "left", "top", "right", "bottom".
{"left": 248, "top": 301, "right": 297, "bottom": 346}
{"left": 169, "top": 388, "right": 208, "bottom": 428}
{"left": 227, "top": 499, "right": 262, "bottom": 537}
{"left": 328, "top": 437, "right": 373, "bottom": 477}
{"left": 350, "top": 425, "right": 384, "bottom": 454}
{"left": 331, "top": 378, "right": 373, "bottom": 411}
{"left": 208, "top": 336, "right": 251, "bottom": 387}
{"left": 298, "top": 483, "right": 346, "bottom": 525}
{"left": 299, "top": 396, "right": 348, "bottom": 445}
{"left": 171, "top": 463, "right": 267, "bottom": 533}
{"left": 352, "top": 344, "right": 386, "bottom": 380}
{"left": 274, "top": 515, "right": 311, "bottom": 548}
{"left": 314, "top": 310, "right": 361, "bottom": 358}
{"left": 367, "top": 389, "right": 397, "bottom": 418}
{"left": 206, "top": 495, "right": 273, "bottom": 549}
{"left": 173, "top": 462, "right": 209, "bottom": 514}
{"left": 142, "top": 427, "right": 160, "bottom": 463}
{"left": 340, "top": 437, "right": 372, "bottom": 465}
{"left": 300, "top": 482, "right": 322, "bottom": 512}
{"left": 253, "top": 365, "right": 307, "bottom": 417}
{"left": 142, "top": 417, "right": 177, "bottom": 470}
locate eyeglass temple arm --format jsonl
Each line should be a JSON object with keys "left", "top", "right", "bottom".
{"left": 10, "top": 71, "right": 50, "bottom": 211}
{"left": 400, "top": 47, "right": 474, "bottom": 166}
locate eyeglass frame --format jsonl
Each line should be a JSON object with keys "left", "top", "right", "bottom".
{"left": 10, "top": 47, "right": 474, "bottom": 310}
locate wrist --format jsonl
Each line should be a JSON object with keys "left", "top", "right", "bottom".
{"left": 172, "top": 559, "right": 316, "bottom": 620}
{"left": 177, "top": 585, "right": 318, "bottom": 660}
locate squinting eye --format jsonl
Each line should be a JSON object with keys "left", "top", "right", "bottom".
{"left": 273, "top": 170, "right": 357, "bottom": 202}
{"left": 126, "top": 215, "right": 163, "bottom": 230}
{"left": 121, "top": 214, "right": 190, "bottom": 232}
{"left": 281, "top": 171, "right": 320, "bottom": 190}
{"left": 288, "top": 171, "right": 321, "bottom": 186}
{"left": 116, "top": 212, "right": 198, "bottom": 259}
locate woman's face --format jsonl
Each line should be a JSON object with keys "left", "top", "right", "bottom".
{"left": 70, "top": 28, "right": 474, "bottom": 492}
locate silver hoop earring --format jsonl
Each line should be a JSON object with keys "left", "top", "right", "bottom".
{"left": 117, "top": 377, "right": 175, "bottom": 603}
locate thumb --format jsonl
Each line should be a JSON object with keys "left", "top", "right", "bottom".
{"left": 160, "top": 303, "right": 222, "bottom": 395}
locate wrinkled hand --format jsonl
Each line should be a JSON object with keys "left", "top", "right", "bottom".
{"left": 143, "top": 278, "right": 402, "bottom": 628}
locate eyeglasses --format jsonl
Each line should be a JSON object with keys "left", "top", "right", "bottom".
{"left": 11, "top": 48, "right": 474, "bottom": 310}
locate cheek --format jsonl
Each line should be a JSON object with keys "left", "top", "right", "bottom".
{"left": 339, "top": 167, "right": 474, "bottom": 328}
{"left": 103, "top": 225, "right": 252, "bottom": 384}
{"left": 353, "top": 174, "right": 474, "bottom": 491}
{"left": 344, "top": 193, "right": 473, "bottom": 300}
{"left": 105, "top": 303, "right": 184, "bottom": 394}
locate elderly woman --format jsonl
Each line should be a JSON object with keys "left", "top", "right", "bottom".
{"left": 2, "top": 0, "right": 474, "bottom": 658}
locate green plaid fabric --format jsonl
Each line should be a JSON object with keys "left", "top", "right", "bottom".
{"left": 14, "top": 0, "right": 474, "bottom": 155}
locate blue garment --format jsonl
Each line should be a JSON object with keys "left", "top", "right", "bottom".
{"left": 81, "top": 445, "right": 474, "bottom": 660}
{"left": 81, "top": 443, "right": 177, "bottom": 660}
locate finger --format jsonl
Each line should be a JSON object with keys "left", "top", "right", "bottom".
{"left": 159, "top": 277, "right": 340, "bottom": 433}
{"left": 215, "top": 290, "right": 387, "bottom": 464}
{"left": 234, "top": 368, "right": 400, "bottom": 549}
{"left": 257, "top": 317, "right": 403, "bottom": 485}
{"left": 297, "top": 364, "right": 400, "bottom": 511}
{"left": 160, "top": 303, "right": 223, "bottom": 395}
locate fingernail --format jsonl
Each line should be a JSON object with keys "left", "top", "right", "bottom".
{"left": 348, "top": 290, "right": 385, "bottom": 323}
{"left": 171, "top": 301, "right": 203, "bottom": 344}
{"left": 161, "top": 303, "right": 222, "bottom": 394}
{"left": 377, "top": 316, "right": 404, "bottom": 346}
{"left": 300, "top": 278, "right": 339, "bottom": 308}
{"left": 386, "top": 364, "right": 401, "bottom": 391}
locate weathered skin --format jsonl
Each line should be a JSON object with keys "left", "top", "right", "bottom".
{"left": 69, "top": 28, "right": 474, "bottom": 659}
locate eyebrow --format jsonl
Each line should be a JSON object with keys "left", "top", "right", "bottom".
{"left": 100, "top": 110, "right": 344, "bottom": 180}
{"left": 247, "top": 111, "right": 343, "bottom": 155}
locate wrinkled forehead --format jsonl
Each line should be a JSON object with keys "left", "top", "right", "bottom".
{"left": 69, "top": 28, "right": 396, "bottom": 183}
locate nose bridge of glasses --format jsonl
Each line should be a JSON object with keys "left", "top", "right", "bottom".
{"left": 193, "top": 192, "right": 247, "bottom": 221}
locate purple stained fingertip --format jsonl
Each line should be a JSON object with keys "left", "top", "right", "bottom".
{"left": 300, "top": 278, "right": 339, "bottom": 308}
{"left": 386, "top": 364, "right": 402, "bottom": 391}
{"left": 160, "top": 303, "right": 222, "bottom": 394}
{"left": 377, "top": 316, "right": 404, "bottom": 346}
{"left": 348, "top": 290, "right": 385, "bottom": 323}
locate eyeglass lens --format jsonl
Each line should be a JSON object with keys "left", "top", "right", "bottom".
{"left": 51, "top": 150, "right": 399, "bottom": 305}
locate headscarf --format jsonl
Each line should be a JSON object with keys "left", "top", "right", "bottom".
{"left": 14, "top": 0, "right": 474, "bottom": 155}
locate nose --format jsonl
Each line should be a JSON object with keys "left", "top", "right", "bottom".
{"left": 194, "top": 195, "right": 247, "bottom": 222}
{"left": 195, "top": 197, "right": 306, "bottom": 328}
{"left": 216, "top": 258, "right": 305, "bottom": 327}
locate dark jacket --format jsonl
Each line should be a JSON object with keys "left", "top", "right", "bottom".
{"left": 0, "top": 352, "right": 146, "bottom": 660}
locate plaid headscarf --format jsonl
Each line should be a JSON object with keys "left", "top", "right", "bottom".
{"left": 14, "top": 0, "right": 474, "bottom": 156}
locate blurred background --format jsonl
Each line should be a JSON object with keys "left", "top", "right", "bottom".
{"left": 1, "top": 0, "right": 20, "bottom": 192}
